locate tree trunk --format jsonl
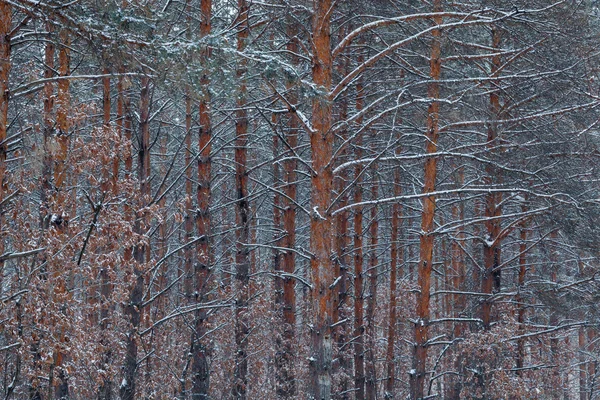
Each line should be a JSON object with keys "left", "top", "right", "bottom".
{"left": 365, "top": 170, "right": 378, "bottom": 400}
{"left": 410, "top": 3, "right": 442, "bottom": 398}
{"left": 333, "top": 61, "right": 350, "bottom": 400}
{"left": 309, "top": 1, "right": 335, "bottom": 398}
{"left": 233, "top": 1, "right": 251, "bottom": 398}
{"left": 481, "top": 25, "right": 503, "bottom": 331}
{"left": 515, "top": 200, "right": 528, "bottom": 375}
{"left": 121, "top": 74, "right": 150, "bottom": 400}
{"left": 447, "top": 166, "right": 465, "bottom": 399}
{"left": 50, "top": 28, "right": 72, "bottom": 400}
{"left": 191, "top": 1, "right": 212, "bottom": 398}
{"left": 385, "top": 150, "right": 401, "bottom": 399}
{"left": 353, "top": 73, "right": 365, "bottom": 400}
{"left": 98, "top": 70, "right": 113, "bottom": 400}
{"left": 275, "top": 16, "right": 299, "bottom": 399}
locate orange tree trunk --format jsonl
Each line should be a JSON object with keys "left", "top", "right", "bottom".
{"left": 49, "top": 28, "right": 72, "bottom": 400}
{"left": 333, "top": 57, "right": 350, "bottom": 399}
{"left": 233, "top": 0, "right": 250, "bottom": 398}
{"left": 309, "top": 0, "right": 335, "bottom": 398}
{"left": 386, "top": 149, "right": 401, "bottom": 399}
{"left": 276, "top": 16, "right": 299, "bottom": 399}
{"left": 481, "top": 25, "right": 503, "bottom": 331}
{"left": 191, "top": 0, "right": 212, "bottom": 397}
{"left": 353, "top": 78, "right": 365, "bottom": 400}
{"left": 365, "top": 168, "right": 378, "bottom": 400}
{"left": 410, "top": 2, "right": 442, "bottom": 398}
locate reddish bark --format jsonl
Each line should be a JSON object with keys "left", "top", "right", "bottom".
{"left": 386, "top": 149, "right": 402, "bottom": 399}
{"left": 410, "top": 2, "right": 442, "bottom": 398}
{"left": 233, "top": 1, "right": 251, "bottom": 398}
{"left": 333, "top": 48, "right": 350, "bottom": 399}
{"left": 365, "top": 168, "right": 378, "bottom": 400}
{"left": 353, "top": 69, "right": 366, "bottom": 400}
{"left": 309, "top": 1, "right": 336, "bottom": 398}
{"left": 481, "top": 25, "right": 503, "bottom": 330}
{"left": 275, "top": 17, "right": 299, "bottom": 399}
{"left": 191, "top": 0, "right": 212, "bottom": 397}
{"left": 48, "top": 29, "right": 71, "bottom": 400}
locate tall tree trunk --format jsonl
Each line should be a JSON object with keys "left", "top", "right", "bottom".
{"left": 98, "top": 70, "right": 113, "bottom": 400}
{"left": 309, "top": 1, "right": 335, "bottom": 398}
{"left": 51, "top": 28, "right": 71, "bottom": 400}
{"left": 447, "top": 166, "right": 465, "bottom": 399}
{"left": 191, "top": 1, "right": 212, "bottom": 398}
{"left": 275, "top": 16, "right": 299, "bottom": 398}
{"left": 121, "top": 74, "right": 150, "bottom": 400}
{"left": 515, "top": 200, "right": 528, "bottom": 375}
{"left": 184, "top": 91, "right": 194, "bottom": 298}
{"left": 365, "top": 169, "right": 378, "bottom": 400}
{"left": 549, "top": 230, "right": 560, "bottom": 399}
{"left": 481, "top": 25, "right": 503, "bottom": 331}
{"left": 233, "top": 1, "right": 250, "bottom": 398}
{"left": 385, "top": 151, "right": 401, "bottom": 399}
{"left": 353, "top": 76, "right": 365, "bottom": 400}
{"left": 333, "top": 70, "right": 350, "bottom": 400}
{"left": 410, "top": 3, "right": 442, "bottom": 398}
{"left": 41, "top": 22, "right": 54, "bottom": 224}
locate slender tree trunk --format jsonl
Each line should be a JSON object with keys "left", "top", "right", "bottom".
{"left": 588, "top": 329, "right": 596, "bottom": 399}
{"left": 184, "top": 89, "right": 194, "bottom": 300}
{"left": 385, "top": 152, "right": 401, "bottom": 399}
{"left": 121, "top": 74, "right": 150, "bottom": 400}
{"left": 333, "top": 70, "right": 350, "bottom": 400}
{"left": 549, "top": 231, "right": 560, "bottom": 400}
{"left": 447, "top": 166, "right": 465, "bottom": 399}
{"left": 98, "top": 70, "right": 113, "bottom": 400}
{"left": 578, "top": 257, "right": 587, "bottom": 400}
{"left": 309, "top": 1, "right": 335, "bottom": 398}
{"left": 515, "top": 200, "right": 528, "bottom": 375}
{"left": 50, "top": 28, "right": 71, "bottom": 400}
{"left": 481, "top": 25, "right": 503, "bottom": 331}
{"left": 410, "top": 3, "right": 442, "bottom": 398}
{"left": 353, "top": 77, "right": 365, "bottom": 400}
{"left": 275, "top": 17, "right": 299, "bottom": 398}
{"left": 365, "top": 170, "right": 378, "bottom": 400}
{"left": 191, "top": 1, "right": 212, "bottom": 397}
{"left": 233, "top": 1, "right": 251, "bottom": 398}
{"left": 41, "top": 22, "right": 54, "bottom": 223}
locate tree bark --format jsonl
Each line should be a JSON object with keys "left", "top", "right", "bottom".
{"left": 410, "top": 2, "right": 442, "bottom": 398}
{"left": 309, "top": 1, "right": 335, "bottom": 398}
{"left": 385, "top": 149, "right": 401, "bottom": 399}
{"left": 353, "top": 69, "right": 365, "bottom": 400}
{"left": 515, "top": 200, "right": 528, "bottom": 375}
{"left": 233, "top": 1, "right": 251, "bottom": 398}
{"left": 365, "top": 168, "right": 378, "bottom": 400}
{"left": 121, "top": 74, "right": 150, "bottom": 400}
{"left": 191, "top": 1, "right": 212, "bottom": 398}
{"left": 481, "top": 25, "right": 503, "bottom": 331}
{"left": 275, "top": 16, "right": 299, "bottom": 399}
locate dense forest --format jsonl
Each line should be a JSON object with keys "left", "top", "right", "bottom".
{"left": 0, "top": 0, "right": 599, "bottom": 399}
